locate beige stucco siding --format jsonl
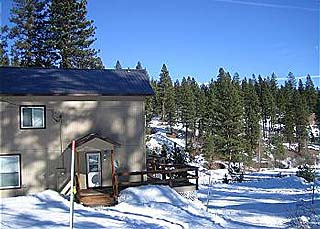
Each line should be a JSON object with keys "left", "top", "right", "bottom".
{"left": 0, "top": 96, "right": 146, "bottom": 197}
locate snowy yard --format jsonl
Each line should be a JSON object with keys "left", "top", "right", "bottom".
{"left": 1, "top": 119, "right": 319, "bottom": 228}
{"left": 1, "top": 172, "right": 319, "bottom": 228}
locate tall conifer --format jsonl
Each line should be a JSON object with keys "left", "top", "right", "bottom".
{"left": 214, "top": 68, "right": 245, "bottom": 163}
{"left": 242, "top": 78, "right": 260, "bottom": 163}
{"left": 49, "top": 0, "right": 103, "bottom": 68}
{"left": 0, "top": 26, "right": 10, "bottom": 66}
{"left": 10, "top": 0, "right": 53, "bottom": 67}
{"left": 158, "top": 64, "right": 176, "bottom": 127}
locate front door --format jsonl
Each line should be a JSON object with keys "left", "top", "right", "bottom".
{"left": 86, "top": 152, "right": 102, "bottom": 188}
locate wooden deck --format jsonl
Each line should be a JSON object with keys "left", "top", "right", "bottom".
{"left": 75, "top": 163, "right": 199, "bottom": 207}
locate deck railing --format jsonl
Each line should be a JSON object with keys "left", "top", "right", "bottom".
{"left": 116, "top": 164, "right": 199, "bottom": 192}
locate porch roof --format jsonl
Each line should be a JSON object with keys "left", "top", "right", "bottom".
{"left": 70, "top": 133, "right": 120, "bottom": 152}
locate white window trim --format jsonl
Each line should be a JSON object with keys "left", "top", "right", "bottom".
{"left": 20, "top": 106, "right": 45, "bottom": 129}
{"left": 0, "top": 154, "right": 21, "bottom": 189}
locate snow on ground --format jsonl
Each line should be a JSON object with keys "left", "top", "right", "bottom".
{"left": 198, "top": 175, "right": 319, "bottom": 228}
{"left": 0, "top": 186, "right": 219, "bottom": 229}
{"left": 1, "top": 174, "right": 319, "bottom": 228}
{"left": 147, "top": 118, "right": 186, "bottom": 153}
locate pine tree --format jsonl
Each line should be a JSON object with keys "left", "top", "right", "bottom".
{"left": 294, "top": 89, "right": 309, "bottom": 153}
{"left": 242, "top": 78, "right": 260, "bottom": 163}
{"left": 258, "top": 75, "right": 274, "bottom": 139}
{"left": 0, "top": 26, "right": 10, "bottom": 66}
{"left": 173, "top": 79, "right": 183, "bottom": 122}
{"left": 158, "top": 64, "right": 176, "bottom": 127}
{"left": 150, "top": 79, "right": 161, "bottom": 116}
{"left": 49, "top": 0, "right": 103, "bottom": 69}
{"left": 282, "top": 72, "right": 296, "bottom": 144}
{"left": 115, "top": 60, "right": 122, "bottom": 69}
{"left": 9, "top": 0, "right": 53, "bottom": 67}
{"left": 305, "top": 74, "right": 318, "bottom": 114}
{"left": 135, "top": 61, "right": 143, "bottom": 70}
{"left": 214, "top": 68, "right": 245, "bottom": 163}
{"left": 180, "top": 76, "right": 196, "bottom": 149}
{"left": 204, "top": 80, "right": 217, "bottom": 134}
{"left": 269, "top": 73, "right": 278, "bottom": 134}
{"left": 270, "top": 133, "right": 286, "bottom": 168}
{"left": 315, "top": 91, "right": 320, "bottom": 128}
{"left": 197, "top": 84, "right": 208, "bottom": 138}
{"left": 190, "top": 77, "right": 200, "bottom": 141}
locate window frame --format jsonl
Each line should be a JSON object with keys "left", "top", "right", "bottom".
{"left": 20, "top": 105, "right": 46, "bottom": 129}
{"left": 0, "top": 154, "right": 22, "bottom": 190}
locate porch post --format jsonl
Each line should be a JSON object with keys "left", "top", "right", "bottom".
{"left": 69, "top": 140, "right": 76, "bottom": 229}
{"left": 110, "top": 148, "right": 117, "bottom": 196}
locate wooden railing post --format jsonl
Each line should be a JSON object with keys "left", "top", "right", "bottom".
{"left": 169, "top": 172, "right": 173, "bottom": 187}
{"left": 195, "top": 167, "right": 199, "bottom": 190}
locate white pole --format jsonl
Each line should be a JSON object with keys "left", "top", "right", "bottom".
{"left": 69, "top": 140, "right": 76, "bottom": 229}
{"left": 206, "top": 171, "right": 211, "bottom": 212}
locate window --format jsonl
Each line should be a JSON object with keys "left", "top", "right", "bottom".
{"left": 0, "top": 154, "right": 21, "bottom": 189}
{"left": 20, "top": 106, "right": 45, "bottom": 129}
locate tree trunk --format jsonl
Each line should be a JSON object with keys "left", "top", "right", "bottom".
{"left": 185, "top": 124, "right": 188, "bottom": 150}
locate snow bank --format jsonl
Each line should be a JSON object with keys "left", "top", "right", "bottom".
{"left": 119, "top": 185, "right": 189, "bottom": 206}
{"left": 1, "top": 186, "right": 219, "bottom": 228}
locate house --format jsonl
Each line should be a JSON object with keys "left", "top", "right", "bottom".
{"left": 0, "top": 66, "right": 154, "bottom": 199}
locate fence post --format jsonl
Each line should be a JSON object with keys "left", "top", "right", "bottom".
{"left": 195, "top": 167, "right": 199, "bottom": 190}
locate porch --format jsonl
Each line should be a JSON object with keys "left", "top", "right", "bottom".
{"left": 69, "top": 133, "right": 199, "bottom": 207}
{"left": 75, "top": 164, "right": 199, "bottom": 206}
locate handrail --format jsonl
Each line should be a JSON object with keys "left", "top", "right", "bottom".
{"left": 116, "top": 164, "right": 199, "bottom": 190}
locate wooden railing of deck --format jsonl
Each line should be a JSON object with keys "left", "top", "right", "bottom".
{"left": 116, "top": 164, "right": 199, "bottom": 190}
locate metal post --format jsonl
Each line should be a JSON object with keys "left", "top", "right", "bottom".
{"left": 206, "top": 172, "right": 211, "bottom": 212}
{"left": 69, "top": 140, "right": 76, "bottom": 229}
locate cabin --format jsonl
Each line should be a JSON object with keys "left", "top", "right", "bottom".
{"left": 0, "top": 67, "right": 153, "bottom": 201}
{"left": 0, "top": 67, "right": 199, "bottom": 206}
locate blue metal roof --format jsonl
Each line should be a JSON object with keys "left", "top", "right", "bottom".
{"left": 0, "top": 67, "right": 154, "bottom": 96}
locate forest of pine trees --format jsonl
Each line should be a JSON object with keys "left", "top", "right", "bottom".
{"left": 0, "top": 0, "right": 102, "bottom": 69}
{"left": 147, "top": 66, "right": 320, "bottom": 168}
{"left": 1, "top": 1, "right": 319, "bottom": 169}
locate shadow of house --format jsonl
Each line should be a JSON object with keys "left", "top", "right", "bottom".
{"left": 0, "top": 67, "right": 154, "bottom": 198}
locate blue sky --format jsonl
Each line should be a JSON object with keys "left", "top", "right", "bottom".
{"left": 1, "top": 0, "right": 319, "bottom": 85}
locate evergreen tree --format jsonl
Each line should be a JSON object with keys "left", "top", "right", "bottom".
{"left": 144, "top": 72, "right": 153, "bottom": 124}
{"left": 0, "top": 26, "right": 10, "bottom": 66}
{"left": 242, "top": 78, "right": 260, "bottom": 163}
{"left": 174, "top": 79, "right": 182, "bottom": 123}
{"left": 204, "top": 80, "right": 217, "bottom": 134}
{"left": 180, "top": 76, "right": 196, "bottom": 149}
{"left": 305, "top": 74, "right": 318, "bottom": 113}
{"left": 203, "top": 132, "right": 215, "bottom": 165}
{"left": 269, "top": 73, "right": 278, "bottom": 134}
{"left": 197, "top": 84, "right": 208, "bottom": 138}
{"left": 214, "top": 68, "right": 245, "bottom": 163}
{"left": 49, "top": 0, "right": 103, "bottom": 68}
{"left": 9, "top": 0, "right": 53, "bottom": 67}
{"left": 115, "top": 60, "right": 122, "bottom": 69}
{"left": 190, "top": 77, "right": 200, "bottom": 141}
{"left": 282, "top": 72, "right": 296, "bottom": 144}
{"left": 294, "top": 91, "right": 309, "bottom": 153}
{"left": 258, "top": 75, "right": 274, "bottom": 139}
{"left": 135, "top": 61, "right": 143, "bottom": 70}
{"left": 270, "top": 133, "right": 286, "bottom": 168}
{"left": 158, "top": 64, "right": 176, "bottom": 127}
{"left": 315, "top": 91, "right": 320, "bottom": 128}
{"left": 150, "top": 79, "right": 161, "bottom": 116}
